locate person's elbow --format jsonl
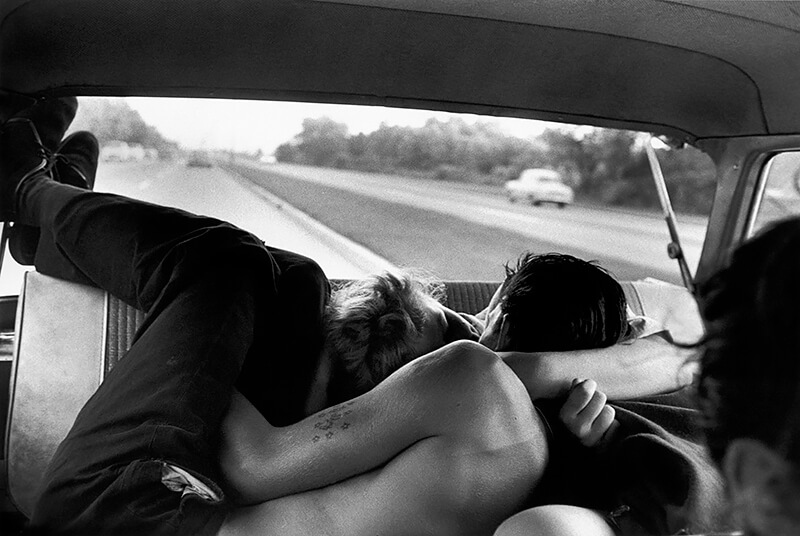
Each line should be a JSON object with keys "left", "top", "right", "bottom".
{"left": 500, "top": 352, "right": 566, "bottom": 401}
{"left": 218, "top": 393, "right": 277, "bottom": 505}
{"left": 219, "top": 414, "right": 261, "bottom": 504}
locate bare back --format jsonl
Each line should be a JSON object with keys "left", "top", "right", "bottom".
{"left": 218, "top": 341, "right": 550, "bottom": 536}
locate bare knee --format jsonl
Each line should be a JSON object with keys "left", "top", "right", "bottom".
{"left": 495, "top": 505, "right": 616, "bottom": 536}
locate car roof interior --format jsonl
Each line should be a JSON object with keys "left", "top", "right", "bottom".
{"left": 2, "top": 0, "right": 800, "bottom": 145}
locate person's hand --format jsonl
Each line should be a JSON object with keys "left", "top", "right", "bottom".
{"left": 458, "top": 312, "right": 485, "bottom": 336}
{"left": 442, "top": 308, "right": 483, "bottom": 342}
{"left": 558, "top": 379, "right": 619, "bottom": 447}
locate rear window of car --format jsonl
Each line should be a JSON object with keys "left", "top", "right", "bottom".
{"left": 0, "top": 97, "right": 716, "bottom": 294}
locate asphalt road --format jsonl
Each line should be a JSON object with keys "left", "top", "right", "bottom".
{"left": 225, "top": 161, "right": 706, "bottom": 285}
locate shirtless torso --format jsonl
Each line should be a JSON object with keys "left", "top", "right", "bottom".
{"left": 218, "top": 341, "right": 549, "bottom": 536}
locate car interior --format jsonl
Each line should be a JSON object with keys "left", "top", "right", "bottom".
{"left": 2, "top": 0, "right": 800, "bottom": 532}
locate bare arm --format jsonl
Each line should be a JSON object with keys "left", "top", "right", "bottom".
{"left": 220, "top": 378, "right": 435, "bottom": 505}
{"left": 220, "top": 340, "right": 541, "bottom": 506}
{"left": 499, "top": 334, "right": 696, "bottom": 401}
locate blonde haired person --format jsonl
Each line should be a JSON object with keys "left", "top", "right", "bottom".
{"left": 325, "top": 272, "right": 445, "bottom": 399}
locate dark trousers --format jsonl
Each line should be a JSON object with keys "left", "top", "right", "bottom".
{"left": 23, "top": 181, "right": 330, "bottom": 534}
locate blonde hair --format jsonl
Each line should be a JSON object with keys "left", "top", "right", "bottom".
{"left": 325, "top": 271, "right": 444, "bottom": 397}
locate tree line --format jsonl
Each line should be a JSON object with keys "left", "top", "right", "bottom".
{"left": 275, "top": 116, "right": 717, "bottom": 215}
{"left": 72, "top": 98, "right": 181, "bottom": 160}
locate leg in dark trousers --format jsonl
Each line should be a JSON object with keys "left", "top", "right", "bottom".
{"left": 237, "top": 245, "right": 330, "bottom": 426}
{"left": 32, "top": 263, "right": 259, "bottom": 535}
{"left": 18, "top": 176, "right": 328, "bottom": 533}
{"left": 27, "top": 175, "right": 330, "bottom": 426}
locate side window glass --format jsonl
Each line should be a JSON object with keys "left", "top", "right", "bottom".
{"left": 751, "top": 152, "right": 800, "bottom": 235}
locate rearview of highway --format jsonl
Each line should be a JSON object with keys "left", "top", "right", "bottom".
{"left": 227, "top": 161, "right": 704, "bottom": 285}
{"left": 1, "top": 158, "right": 701, "bottom": 295}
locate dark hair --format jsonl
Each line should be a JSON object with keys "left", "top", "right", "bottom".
{"left": 498, "top": 252, "right": 628, "bottom": 352}
{"left": 697, "top": 217, "right": 800, "bottom": 466}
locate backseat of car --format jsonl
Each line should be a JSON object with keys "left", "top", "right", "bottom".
{"left": 3, "top": 270, "right": 700, "bottom": 517}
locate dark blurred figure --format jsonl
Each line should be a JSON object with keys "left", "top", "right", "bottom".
{"left": 697, "top": 216, "right": 800, "bottom": 536}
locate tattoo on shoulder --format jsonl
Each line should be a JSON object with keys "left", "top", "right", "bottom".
{"left": 311, "top": 401, "right": 355, "bottom": 442}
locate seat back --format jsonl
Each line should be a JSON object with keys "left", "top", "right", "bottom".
{"left": 5, "top": 271, "right": 143, "bottom": 517}
{"left": 442, "top": 280, "right": 499, "bottom": 315}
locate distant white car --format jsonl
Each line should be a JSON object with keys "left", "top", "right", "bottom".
{"left": 100, "top": 140, "right": 147, "bottom": 162}
{"left": 504, "top": 168, "right": 575, "bottom": 208}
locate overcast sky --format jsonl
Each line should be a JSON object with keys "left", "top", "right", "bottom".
{"left": 126, "top": 97, "right": 555, "bottom": 154}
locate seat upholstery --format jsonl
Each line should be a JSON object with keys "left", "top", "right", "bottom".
{"left": 5, "top": 272, "right": 143, "bottom": 516}
{"left": 443, "top": 281, "right": 499, "bottom": 315}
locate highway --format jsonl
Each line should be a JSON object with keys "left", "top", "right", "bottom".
{"left": 0, "top": 158, "right": 706, "bottom": 294}
{"left": 230, "top": 161, "right": 706, "bottom": 285}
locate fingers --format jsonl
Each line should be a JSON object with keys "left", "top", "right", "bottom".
{"left": 559, "top": 379, "right": 617, "bottom": 447}
{"left": 458, "top": 312, "right": 485, "bottom": 334}
{"left": 581, "top": 405, "right": 616, "bottom": 447}
{"left": 443, "top": 308, "right": 481, "bottom": 342}
{"left": 560, "top": 378, "right": 596, "bottom": 416}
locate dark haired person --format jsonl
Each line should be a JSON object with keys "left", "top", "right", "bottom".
{"left": 491, "top": 274, "right": 729, "bottom": 532}
{"left": 694, "top": 216, "right": 800, "bottom": 536}
{"left": 473, "top": 252, "right": 694, "bottom": 404}
{"left": 478, "top": 252, "right": 628, "bottom": 353}
{"left": 502, "top": 219, "right": 800, "bottom": 536}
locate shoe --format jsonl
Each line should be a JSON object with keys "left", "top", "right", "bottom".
{"left": 7, "top": 131, "right": 98, "bottom": 265}
{"left": 4, "top": 97, "right": 81, "bottom": 265}
{"left": 0, "top": 118, "right": 50, "bottom": 222}
{"left": 16, "top": 96, "right": 78, "bottom": 153}
{"left": 53, "top": 131, "right": 99, "bottom": 189}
